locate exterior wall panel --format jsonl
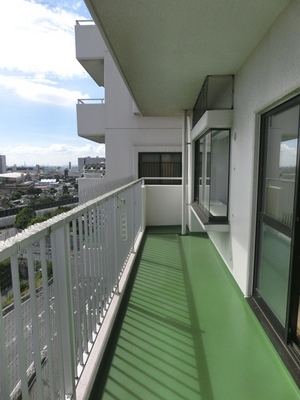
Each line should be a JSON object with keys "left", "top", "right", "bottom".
{"left": 210, "top": 0, "right": 300, "bottom": 294}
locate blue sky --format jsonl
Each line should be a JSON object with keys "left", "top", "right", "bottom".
{"left": 0, "top": 0, "right": 105, "bottom": 167}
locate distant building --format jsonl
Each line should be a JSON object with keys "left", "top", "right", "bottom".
{"left": 78, "top": 157, "right": 105, "bottom": 175}
{"left": 0, "top": 172, "right": 34, "bottom": 193}
{"left": 0, "top": 155, "right": 6, "bottom": 174}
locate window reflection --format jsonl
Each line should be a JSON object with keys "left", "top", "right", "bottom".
{"left": 195, "top": 129, "right": 230, "bottom": 221}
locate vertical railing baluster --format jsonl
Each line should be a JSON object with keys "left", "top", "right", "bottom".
{"left": 72, "top": 219, "right": 83, "bottom": 367}
{"left": 0, "top": 287, "right": 10, "bottom": 399}
{"left": 84, "top": 212, "right": 92, "bottom": 343}
{"left": 89, "top": 209, "right": 96, "bottom": 333}
{"left": 40, "top": 237, "right": 56, "bottom": 400}
{"left": 11, "top": 253, "right": 30, "bottom": 400}
{"left": 78, "top": 215, "right": 88, "bottom": 354}
{"left": 51, "top": 225, "right": 76, "bottom": 398}
{"left": 95, "top": 205, "right": 101, "bottom": 326}
{"left": 101, "top": 202, "right": 107, "bottom": 318}
{"left": 27, "top": 245, "right": 44, "bottom": 399}
{"left": 113, "top": 196, "right": 119, "bottom": 293}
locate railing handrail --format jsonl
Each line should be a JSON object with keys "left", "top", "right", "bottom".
{"left": 78, "top": 98, "right": 105, "bottom": 104}
{"left": 0, "top": 179, "right": 143, "bottom": 263}
{"left": 267, "top": 177, "right": 295, "bottom": 184}
{"left": 75, "top": 20, "right": 95, "bottom": 25}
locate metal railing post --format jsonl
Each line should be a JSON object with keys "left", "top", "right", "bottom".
{"left": 11, "top": 253, "right": 30, "bottom": 400}
{"left": 51, "top": 225, "right": 76, "bottom": 399}
{"left": 0, "top": 288, "right": 10, "bottom": 399}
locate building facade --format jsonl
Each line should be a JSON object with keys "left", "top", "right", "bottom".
{"left": 0, "top": 155, "right": 6, "bottom": 174}
{"left": 76, "top": 0, "right": 300, "bottom": 386}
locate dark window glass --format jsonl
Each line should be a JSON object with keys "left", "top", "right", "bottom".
{"left": 139, "top": 153, "right": 182, "bottom": 184}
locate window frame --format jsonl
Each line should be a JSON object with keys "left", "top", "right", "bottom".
{"left": 193, "top": 128, "right": 231, "bottom": 224}
{"left": 138, "top": 152, "right": 182, "bottom": 185}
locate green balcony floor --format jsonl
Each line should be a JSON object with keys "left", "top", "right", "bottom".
{"left": 91, "top": 229, "right": 300, "bottom": 399}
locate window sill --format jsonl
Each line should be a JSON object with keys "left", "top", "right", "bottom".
{"left": 191, "top": 202, "right": 230, "bottom": 232}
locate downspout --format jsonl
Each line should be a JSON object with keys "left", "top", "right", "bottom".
{"left": 181, "top": 110, "right": 188, "bottom": 235}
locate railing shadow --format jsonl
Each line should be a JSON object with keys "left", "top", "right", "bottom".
{"left": 92, "top": 230, "right": 214, "bottom": 399}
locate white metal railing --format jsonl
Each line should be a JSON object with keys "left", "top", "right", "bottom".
{"left": 266, "top": 178, "right": 295, "bottom": 225}
{"left": 77, "top": 99, "right": 105, "bottom": 104}
{"left": 75, "top": 20, "right": 94, "bottom": 26}
{"left": 79, "top": 176, "right": 135, "bottom": 205}
{"left": 0, "top": 180, "right": 143, "bottom": 399}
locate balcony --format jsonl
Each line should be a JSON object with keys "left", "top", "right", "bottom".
{"left": 0, "top": 180, "right": 299, "bottom": 399}
{"left": 75, "top": 21, "right": 106, "bottom": 87}
{"left": 76, "top": 99, "right": 105, "bottom": 143}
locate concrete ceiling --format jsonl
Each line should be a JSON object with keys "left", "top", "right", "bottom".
{"left": 85, "top": 0, "right": 290, "bottom": 116}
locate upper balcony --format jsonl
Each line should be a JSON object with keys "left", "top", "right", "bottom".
{"left": 0, "top": 180, "right": 299, "bottom": 399}
{"left": 76, "top": 98, "right": 105, "bottom": 143}
{"left": 75, "top": 21, "right": 106, "bottom": 87}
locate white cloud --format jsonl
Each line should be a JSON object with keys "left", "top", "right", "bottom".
{"left": 3, "top": 143, "right": 105, "bottom": 166}
{"left": 0, "top": 74, "right": 89, "bottom": 106}
{"left": 280, "top": 142, "right": 297, "bottom": 167}
{"left": 0, "top": 0, "right": 92, "bottom": 105}
{"left": 0, "top": 0, "right": 85, "bottom": 78}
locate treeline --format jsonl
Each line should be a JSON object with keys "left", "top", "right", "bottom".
{"left": 13, "top": 205, "right": 72, "bottom": 230}
{"left": 0, "top": 197, "right": 78, "bottom": 218}
{"left": 1, "top": 258, "right": 53, "bottom": 310}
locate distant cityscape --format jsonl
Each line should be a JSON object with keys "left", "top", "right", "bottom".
{"left": 0, "top": 154, "right": 105, "bottom": 176}
{"left": 0, "top": 154, "right": 106, "bottom": 214}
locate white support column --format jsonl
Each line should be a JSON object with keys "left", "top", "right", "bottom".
{"left": 181, "top": 110, "right": 188, "bottom": 235}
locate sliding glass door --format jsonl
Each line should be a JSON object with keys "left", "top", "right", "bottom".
{"left": 255, "top": 96, "right": 300, "bottom": 347}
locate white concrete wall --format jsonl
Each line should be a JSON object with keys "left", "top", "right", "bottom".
{"left": 76, "top": 25, "right": 182, "bottom": 183}
{"left": 103, "top": 50, "right": 182, "bottom": 181}
{"left": 206, "top": 0, "right": 300, "bottom": 295}
{"left": 145, "top": 185, "right": 182, "bottom": 226}
{"left": 75, "top": 23, "right": 107, "bottom": 59}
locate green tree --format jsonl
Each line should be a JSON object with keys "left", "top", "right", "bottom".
{"left": 0, "top": 259, "right": 12, "bottom": 291}
{"left": 14, "top": 207, "right": 36, "bottom": 230}
{"left": 49, "top": 187, "right": 57, "bottom": 195}
{"left": 52, "top": 206, "right": 71, "bottom": 216}
{"left": 11, "top": 190, "right": 22, "bottom": 200}
{"left": 27, "top": 187, "right": 42, "bottom": 196}
{"left": 47, "top": 261, "right": 53, "bottom": 279}
{"left": 29, "top": 216, "right": 48, "bottom": 225}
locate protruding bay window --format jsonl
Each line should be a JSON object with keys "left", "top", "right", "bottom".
{"left": 194, "top": 129, "right": 230, "bottom": 224}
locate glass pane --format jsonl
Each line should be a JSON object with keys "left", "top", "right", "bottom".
{"left": 161, "top": 153, "right": 181, "bottom": 162}
{"left": 256, "top": 103, "right": 300, "bottom": 328}
{"left": 198, "top": 138, "right": 206, "bottom": 211}
{"left": 210, "top": 130, "right": 229, "bottom": 217}
{"left": 140, "top": 154, "right": 160, "bottom": 162}
{"left": 257, "top": 224, "right": 291, "bottom": 326}
{"left": 297, "top": 294, "right": 300, "bottom": 344}
{"left": 264, "top": 106, "right": 299, "bottom": 226}
{"left": 203, "top": 134, "right": 211, "bottom": 212}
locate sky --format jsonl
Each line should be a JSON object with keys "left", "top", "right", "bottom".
{"left": 0, "top": 0, "right": 105, "bottom": 167}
